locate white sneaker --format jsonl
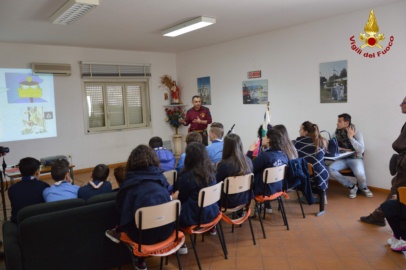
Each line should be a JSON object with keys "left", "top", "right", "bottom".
{"left": 362, "top": 188, "right": 373, "bottom": 197}
{"left": 265, "top": 207, "right": 273, "bottom": 214}
{"left": 349, "top": 185, "right": 358, "bottom": 199}
{"left": 387, "top": 236, "right": 397, "bottom": 246}
{"left": 178, "top": 244, "right": 188, "bottom": 255}
{"left": 391, "top": 238, "right": 406, "bottom": 252}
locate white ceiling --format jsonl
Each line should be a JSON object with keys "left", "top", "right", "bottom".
{"left": 0, "top": 0, "right": 400, "bottom": 53}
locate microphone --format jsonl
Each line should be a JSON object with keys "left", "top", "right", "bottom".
{"left": 227, "top": 124, "right": 235, "bottom": 135}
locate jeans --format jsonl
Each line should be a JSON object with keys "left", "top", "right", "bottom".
{"left": 328, "top": 158, "right": 367, "bottom": 189}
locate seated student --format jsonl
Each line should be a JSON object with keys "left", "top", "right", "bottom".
{"left": 109, "top": 145, "right": 173, "bottom": 270}
{"left": 381, "top": 195, "right": 406, "bottom": 252}
{"left": 216, "top": 133, "right": 253, "bottom": 208}
{"left": 78, "top": 164, "right": 112, "bottom": 201}
{"left": 173, "top": 142, "right": 218, "bottom": 254}
{"left": 294, "top": 121, "right": 329, "bottom": 201}
{"left": 43, "top": 159, "right": 80, "bottom": 203}
{"left": 148, "top": 136, "right": 175, "bottom": 172}
{"left": 8, "top": 157, "right": 50, "bottom": 223}
{"left": 273, "top": 124, "right": 298, "bottom": 160}
{"left": 247, "top": 124, "right": 273, "bottom": 158}
{"left": 206, "top": 122, "right": 224, "bottom": 165}
{"left": 248, "top": 129, "right": 288, "bottom": 201}
{"left": 175, "top": 131, "right": 202, "bottom": 174}
{"left": 113, "top": 164, "right": 126, "bottom": 190}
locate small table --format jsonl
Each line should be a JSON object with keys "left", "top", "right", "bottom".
{"left": 5, "top": 164, "right": 75, "bottom": 184}
{"left": 324, "top": 151, "right": 355, "bottom": 161}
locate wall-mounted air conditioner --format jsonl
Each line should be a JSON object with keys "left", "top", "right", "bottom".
{"left": 31, "top": 63, "right": 72, "bottom": 76}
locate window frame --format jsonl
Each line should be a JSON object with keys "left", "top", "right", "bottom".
{"left": 82, "top": 78, "right": 151, "bottom": 134}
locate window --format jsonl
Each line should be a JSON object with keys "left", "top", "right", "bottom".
{"left": 81, "top": 62, "right": 151, "bottom": 133}
{"left": 84, "top": 81, "right": 149, "bottom": 133}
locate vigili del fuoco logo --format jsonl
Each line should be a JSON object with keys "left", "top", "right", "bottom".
{"left": 350, "top": 10, "right": 394, "bottom": 58}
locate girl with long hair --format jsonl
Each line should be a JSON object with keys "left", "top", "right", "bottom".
{"left": 294, "top": 121, "right": 329, "bottom": 192}
{"left": 216, "top": 133, "right": 253, "bottom": 207}
{"left": 273, "top": 124, "right": 298, "bottom": 160}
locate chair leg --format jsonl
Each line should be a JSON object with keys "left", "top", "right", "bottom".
{"left": 189, "top": 234, "right": 202, "bottom": 270}
{"left": 217, "top": 222, "right": 228, "bottom": 259}
{"left": 296, "top": 189, "right": 306, "bottom": 218}
{"left": 160, "top": 257, "right": 164, "bottom": 270}
{"left": 176, "top": 251, "right": 183, "bottom": 270}
{"left": 316, "top": 189, "right": 326, "bottom": 216}
{"left": 165, "top": 256, "right": 168, "bottom": 265}
{"left": 278, "top": 197, "right": 289, "bottom": 230}
{"left": 248, "top": 216, "right": 256, "bottom": 245}
{"left": 255, "top": 202, "right": 266, "bottom": 238}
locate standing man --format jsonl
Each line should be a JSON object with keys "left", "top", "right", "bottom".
{"left": 179, "top": 95, "right": 212, "bottom": 146}
{"left": 361, "top": 97, "right": 406, "bottom": 226}
{"left": 328, "top": 113, "right": 373, "bottom": 199}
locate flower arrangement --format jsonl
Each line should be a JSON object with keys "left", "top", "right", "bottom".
{"left": 165, "top": 106, "right": 185, "bottom": 134}
{"left": 160, "top": 75, "right": 174, "bottom": 89}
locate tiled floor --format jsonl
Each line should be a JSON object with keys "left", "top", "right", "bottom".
{"left": 1, "top": 170, "right": 405, "bottom": 270}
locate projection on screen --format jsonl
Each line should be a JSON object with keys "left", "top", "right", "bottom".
{"left": 0, "top": 68, "right": 57, "bottom": 143}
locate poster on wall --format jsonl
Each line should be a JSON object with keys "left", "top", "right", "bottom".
{"left": 242, "top": 79, "right": 268, "bottom": 104}
{"left": 197, "top": 76, "right": 211, "bottom": 105}
{"left": 320, "top": 60, "right": 348, "bottom": 103}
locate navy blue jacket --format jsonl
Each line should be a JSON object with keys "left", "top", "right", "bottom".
{"left": 216, "top": 156, "right": 253, "bottom": 208}
{"left": 78, "top": 180, "right": 112, "bottom": 201}
{"left": 252, "top": 149, "right": 288, "bottom": 196}
{"left": 178, "top": 171, "right": 218, "bottom": 228}
{"left": 116, "top": 166, "right": 173, "bottom": 244}
{"left": 286, "top": 158, "right": 315, "bottom": 205}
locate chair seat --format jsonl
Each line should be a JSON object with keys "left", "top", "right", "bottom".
{"left": 221, "top": 207, "right": 251, "bottom": 225}
{"left": 254, "top": 191, "right": 289, "bottom": 203}
{"left": 181, "top": 212, "right": 222, "bottom": 235}
{"left": 120, "top": 230, "right": 185, "bottom": 257}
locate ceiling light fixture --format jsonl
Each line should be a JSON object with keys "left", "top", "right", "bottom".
{"left": 162, "top": 16, "right": 216, "bottom": 37}
{"left": 49, "top": 0, "right": 99, "bottom": 25}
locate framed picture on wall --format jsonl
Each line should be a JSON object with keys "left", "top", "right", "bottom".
{"left": 242, "top": 79, "right": 268, "bottom": 104}
{"left": 197, "top": 76, "right": 211, "bottom": 105}
{"left": 320, "top": 60, "right": 348, "bottom": 103}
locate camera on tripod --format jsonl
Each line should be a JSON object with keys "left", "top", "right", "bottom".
{"left": 0, "top": 147, "right": 9, "bottom": 154}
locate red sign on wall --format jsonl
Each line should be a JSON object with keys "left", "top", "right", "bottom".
{"left": 248, "top": 70, "right": 261, "bottom": 79}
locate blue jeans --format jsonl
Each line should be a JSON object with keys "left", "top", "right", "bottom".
{"left": 328, "top": 158, "right": 367, "bottom": 189}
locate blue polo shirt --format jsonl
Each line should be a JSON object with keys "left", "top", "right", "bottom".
{"left": 206, "top": 139, "right": 224, "bottom": 165}
{"left": 43, "top": 181, "right": 80, "bottom": 202}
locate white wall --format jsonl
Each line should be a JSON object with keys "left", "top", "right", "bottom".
{"left": 176, "top": 1, "right": 406, "bottom": 189}
{"left": 0, "top": 43, "right": 177, "bottom": 169}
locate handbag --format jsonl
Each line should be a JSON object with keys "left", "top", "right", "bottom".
{"left": 389, "top": 153, "right": 398, "bottom": 176}
{"left": 320, "top": 130, "right": 339, "bottom": 157}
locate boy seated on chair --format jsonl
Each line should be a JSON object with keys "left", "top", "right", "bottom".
{"left": 148, "top": 136, "right": 175, "bottom": 172}
{"left": 42, "top": 159, "right": 80, "bottom": 203}
{"left": 78, "top": 164, "right": 112, "bottom": 201}
{"left": 8, "top": 157, "right": 50, "bottom": 223}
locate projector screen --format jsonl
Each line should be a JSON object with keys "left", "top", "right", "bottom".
{"left": 0, "top": 68, "right": 57, "bottom": 143}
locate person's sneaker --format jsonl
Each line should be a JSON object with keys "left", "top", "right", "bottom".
{"left": 209, "top": 226, "right": 217, "bottom": 235}
{"left": 387, "top": 236, "right": 398, "bottom": 246}
{"left": 105, "top": 229, "right": 120, "bottom": 244}
{"left": 360, "top": 214, "right": 386, "bottom": 226}
{"left": 265, "top": 207, "right": 273, "bottom": 214}
{"left": 135, "top": 259, "right": 147, "bottom": 270}
{"left": 391, "top": 238, "right": 406, "bottom": 252}
{"left": 362, "top": 188, "right": 373, "bottom": 197}
{"left": 178, "top": 244, "right": 188, "bottom": 255}
{"left": 349, "top": 185, "right": 358, "bottom": 199}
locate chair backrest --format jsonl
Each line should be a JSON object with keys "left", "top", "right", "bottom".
{"left": 262, "top": 165, "right": 286, "bottom": 184}
{"left": 198, "top": 181, "right": 223, "bottom": 208}
{"left": 163, "top": 170, "right": 177, "bottom": 186}
{"left": 135, "top": 200, "right": 180, "bottom": 230}
{"left": 398, "top": 187, "right": 406, "bottom": 205}
{"left": 223, "top": 173, "right": 253, "bottom": 195}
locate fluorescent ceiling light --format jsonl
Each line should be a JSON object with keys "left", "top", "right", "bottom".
{"left": 162, "top": 16, "right": 216, "bottom": 37}
{"left": 49, "top": 0, "right": 99, "bottom": 25}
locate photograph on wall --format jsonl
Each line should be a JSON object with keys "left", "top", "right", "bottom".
{"left": 197, "top": 76, "right": 211, "bottom": 105}
{"left": 320, "top": 60, "right": 348, "bottom": 103}
{"left": 242, "top": 79, "right": 268, "bottom": 104}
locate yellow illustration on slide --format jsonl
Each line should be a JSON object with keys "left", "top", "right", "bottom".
{"left": 21, "top": 106, "right": 46, "bottom": 135}
{"left": 18, "top": 76, "right": 43, "bottom": 100}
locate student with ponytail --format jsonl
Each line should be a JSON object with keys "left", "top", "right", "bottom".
{"left": 294, "top": 121, "right": 329, "bottom": 193}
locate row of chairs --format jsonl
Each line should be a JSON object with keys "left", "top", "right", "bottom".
{"left": 118, "top": 165, "right": 314, "bottom": 270}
